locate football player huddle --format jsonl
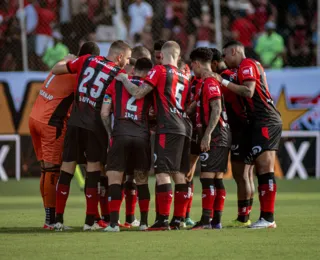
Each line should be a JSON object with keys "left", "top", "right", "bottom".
{"left": 29, "top": 39, "right": 282, "bottom": 232}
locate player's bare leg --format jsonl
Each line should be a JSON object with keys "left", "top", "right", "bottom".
{"left": 212, "top": 172, "right": 226, "bottom": 229}
{"left": 192, "top": 172, "right": 215, "bottom": 230}
{"left": 250, "top": 151, "right": 277, "bottom": 229}
{"left": 98, "top": 166, "right": 109, "bottom": 228}
{"left": 183, "top": 155, "right": 199, "bottom": 227}
{"left": 231, "top": 161, "right": 253, "bottom": 227}
{"left": 248, "top": 165, "right": 255, "bottom": 216}
{"left": 134, "top": 170, "right": 150, "bottom": 231}
{"left": 55, "top": 161, "right": 76, "bottom": 230}
{"left": 104, "top": 170, "right": 124, "bottom": 232}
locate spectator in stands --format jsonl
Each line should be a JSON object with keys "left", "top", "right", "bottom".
{"left": 69, "top": 0, "right": 96, "bottom": 55}
{"left": 32, "top": 1, "right": 56, "bottom": 70}
{"left": 1, "top": 16, "right": 22, "bottom": 71}
{"left": 185, "top": 0, "right": 210, "bottom": 61}
{"left": 221, "top": 10, "right": 233, "bottom": 44}
{"left": 161, "top": 0, "right": 187, "bottom": 40}
{"left": 255, "top": 21, "right": 285, "bottom": 69}
{"left": 195, "top": 5, "right": 215, "bottom": 48}
{"left": 250, "top": 0, "right": 277, "bottom": 33}
{"left": 288, "top": 15, "right": 312, "bottom": 67}
{"left": 42, "top": 31, "right": 69, "bottom": 69}
{"left": 128, "top": 0, "right": 153, "bottom": 43}
{"left": 231, "top": 10, "right": 257, "bottom": 58}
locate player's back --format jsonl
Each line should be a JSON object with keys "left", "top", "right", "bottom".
{"left": 67, "top": 55, "right": 122, "bottom": 134}
{"left": 238, "top": 58, "right": 281, "bottom": 125}
{"left": 220, "top": 69, "right": 247, "bottom": 128}
{"left": 145, "top": 64, "right": 192, "bottom": 137}
{"left": 107, "top": 76, "right": 153, "bottom": 139}
{"left": 30, "top": 72, "right": 76, "bottom": 128}
{"left": 197, "top": 77, "right": 230, "bottom": 147}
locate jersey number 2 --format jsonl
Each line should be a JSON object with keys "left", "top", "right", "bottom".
{"left": 126, "top": 96, "right": 137, "bottom": 112}
{"left": 79, "top": 67, "right": 110, "bottom": 98}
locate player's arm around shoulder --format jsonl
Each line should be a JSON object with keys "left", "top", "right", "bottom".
{"left": 52, "top": 54, "right": 77, "bottom": 75}
{"left": 204, "top": 66, "right": 256, "bottom": 98}
{"left": 115, "top": 73, "right": 153, "bottom": 99}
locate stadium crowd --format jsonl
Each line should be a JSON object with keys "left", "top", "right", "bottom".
{"left": 0, "top": 0, "right": 318, "bottom": 71}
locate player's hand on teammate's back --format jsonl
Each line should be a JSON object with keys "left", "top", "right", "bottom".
{"left": 212, "top": 72, "right": 222, "bottom": 83}
{"left": 115, "top": 73, "right": 128, "bottom": 82}
{"left": 200, "top": 134, "right": 211, "bottom": 152}
{"left": 202, "top": 71, "right": 222, "bottom": 83}
{"left": 201, "top": 70, "right": 214, "bottom": 80}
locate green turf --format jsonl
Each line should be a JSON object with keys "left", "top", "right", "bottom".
{"left": 0, "top": 178, "right": 320, "bottom": 260}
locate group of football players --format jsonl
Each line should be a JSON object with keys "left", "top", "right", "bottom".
{"left": 29, "top": 38, "right": 282, "bottom": 232}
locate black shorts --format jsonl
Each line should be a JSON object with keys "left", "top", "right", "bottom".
{"left": 190, "top": 131, "right": 201, "bottom": 156}
{"left": 107, "top": 135, "right": 151, "bottom": 172}
{"left": 244, "top": 124, "right": 282, "bottom": 164}
{"left": 230, "top": 126, "right": 251, "bottom": 164}
{"left": 200, "top": 146, "right": 229, "bottom": 173}
{"left": 154, "top": 133, "right": 190, "bottom": 174}
{"left": 62, "top": 126, "right": 107, "bottom": 164}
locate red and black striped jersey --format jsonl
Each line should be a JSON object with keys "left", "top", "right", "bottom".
{"left": 238, "top": 58, "right": 282, "bottom": 125}
{"left": 189, "top": 76, "right": 202, "bottom": 129}
{"left": 220, "top": 69, "right": 248, "bottom": 129}
{"left": 196, "top": 77, "right": 231, "bottom": 147}
{"left": 66, "top": 55, "right": 123, "bottom": 135}
{"left": 144, "top": 64, "right": 192, "bottom": 138}
{"left": 189, "top": 75, "right": 202, "bottom": 103}
{"left": 106, "top": 76, "right": 153, "bottom": 140}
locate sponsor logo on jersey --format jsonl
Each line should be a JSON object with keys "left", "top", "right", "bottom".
{"left": 242, "top": 66, "right": 254, "bottom": 77}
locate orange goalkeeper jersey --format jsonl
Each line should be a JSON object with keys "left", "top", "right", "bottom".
{"left": 30, "top": 72, "right": 76, "bottom": 128}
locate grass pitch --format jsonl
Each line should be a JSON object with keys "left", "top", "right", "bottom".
{"left": 0, "top": 178, "right": 319, "bottom": 260}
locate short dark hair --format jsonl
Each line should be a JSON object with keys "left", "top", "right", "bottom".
{"left": 154, "top": 40, "right": 167, "bottom": 51}
{"left": 78, "top": 41, "right": 100, "bottom": 56}
{"left": 223, "top": 40, "right": 244, "bottom": 49}
{"left": 190, "top": 47, "right": 213, "bottom": 63}
{"left": 134, "top": 57, "right": 153, "bottom": 72}
{"left": 210, "top": 48, "right": 223, "bottom": 62}
{"left": 110, "top": 40, "right": 131, "bottom": 52}
{"left": 132, "top": 46, "right": 151, "bottom": 59}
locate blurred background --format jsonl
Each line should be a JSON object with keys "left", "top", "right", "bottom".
{"left": 0, "top": 0, "right": 319, "bottom": 71}
{"left": 0, "top": 0, "right": 319, "bottom": 180}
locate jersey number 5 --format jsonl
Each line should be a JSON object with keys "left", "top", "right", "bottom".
{"left": 175, "top": 82, "right": 185, "bottom": 109}
{"left": 79, "top": 67, "right": 110, "bottom": 98}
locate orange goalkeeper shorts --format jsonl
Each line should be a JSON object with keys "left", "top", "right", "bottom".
{"left": 29, "top": 117, "right": 66, "bottom": 165}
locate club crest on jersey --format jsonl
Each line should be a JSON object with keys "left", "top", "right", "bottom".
{"left": 242, "top": 66, "right": 254, "bottom": 77}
